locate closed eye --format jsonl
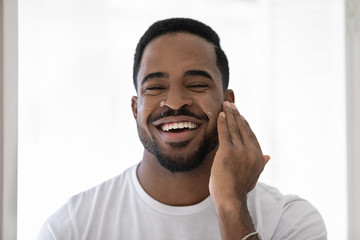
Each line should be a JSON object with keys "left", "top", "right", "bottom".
{"left": 142, "top": 85, "right": 166, "bottom": 96}
{"left": 188, "top": 84, "right": 208, "bottom": 88}
{"left": 146, "top": 86, "right": 166, "bottom": 90}
{"left": 188, "top": 83, "right": 209, "bottom": 92}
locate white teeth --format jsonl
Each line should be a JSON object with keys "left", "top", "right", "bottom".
{"left": 160, "top": 122, "right": 198, "bottom": 132}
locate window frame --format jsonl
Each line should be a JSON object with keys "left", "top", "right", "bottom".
{"left": 0, "top": 0, "right": 18, "bottom": 239}
{"left": 346, "top": 0, "right": 360, "bottom": 238}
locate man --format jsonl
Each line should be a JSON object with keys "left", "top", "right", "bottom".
{"left": 38, "top": 18, "right": 326, "bottom": 239}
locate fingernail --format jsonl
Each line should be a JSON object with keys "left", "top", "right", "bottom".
{"left": 220, "top": 112, "right": 225, "bottom": 118}
{"left": 224, "top": 101, "right": 231, "bottom": 107}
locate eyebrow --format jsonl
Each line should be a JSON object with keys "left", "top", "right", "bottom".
{"left": 184, "top": 70, "right": 213, "bottom": 81}
{"left": 141, "top": 70, "right": 213, "bottom": 86}
{"left": 141, "top": 72, "right": 169, "bottom": 86}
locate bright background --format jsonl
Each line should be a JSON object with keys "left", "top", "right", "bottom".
{"left": 18, "top": 0, "right": 347, "bottom": 239}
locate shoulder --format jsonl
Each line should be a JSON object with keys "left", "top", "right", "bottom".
{"left": 67, "top": 164, "right": 136, "bottom": 215}
{"left": 252, "top": 182, "right": 320, "bottom": 210}
{"left": 37, "top": 165, "right": 137, "bottom": 239}
{"left": 36, "top": 204, "right": 75, "bottom": 239}
{"left": 249, "top": 182, "right": 327, "bottom": 239}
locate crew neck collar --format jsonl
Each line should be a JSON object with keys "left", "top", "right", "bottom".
{"left": 130, "top": 164, "right": 214, "bottom": 216}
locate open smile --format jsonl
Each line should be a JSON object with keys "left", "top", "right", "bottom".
{"left": 160, "top": 121, "right": 199, "bottom": 132}
{"left": 152, "top": 117, "right": 203, "bottom": 143}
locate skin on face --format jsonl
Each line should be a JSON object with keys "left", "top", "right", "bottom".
{"left": 132, "top": 33, "right": 233, "bottom": 172}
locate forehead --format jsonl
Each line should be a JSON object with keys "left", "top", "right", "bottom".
{"left": 137, "top": 33, "right": 219, "bottom": 83}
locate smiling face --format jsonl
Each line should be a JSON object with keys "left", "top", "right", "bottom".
{"left": 132, "top": 33, "right": 233, "bottom": 173}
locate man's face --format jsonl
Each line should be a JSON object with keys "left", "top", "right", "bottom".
{"left": 132, "top": 33, "right": 231, "bottom": 172}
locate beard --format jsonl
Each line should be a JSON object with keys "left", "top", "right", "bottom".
{"left": 137, "top": 107, "right": 219, "bottom": 173}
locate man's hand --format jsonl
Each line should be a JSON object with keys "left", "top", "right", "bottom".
{"left": 210, "top": 101, "right": 269, "bottom": 201}
{"left": 209, "top": 101, "right": 270, "bottom": 240}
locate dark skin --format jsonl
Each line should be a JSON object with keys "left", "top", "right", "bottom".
{"left": 131, "top": 33, "right": 270, "bottom": 240}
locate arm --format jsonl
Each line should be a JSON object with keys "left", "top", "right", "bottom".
{"left": 209, "top": 101, "right": 269, "bottom": 240}
{"left": 273, "top": 199, "right": 327, "bottom": 239}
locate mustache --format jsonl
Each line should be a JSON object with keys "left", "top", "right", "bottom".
{"left": 147, "top": 106, "right": 209, "bottom": 124}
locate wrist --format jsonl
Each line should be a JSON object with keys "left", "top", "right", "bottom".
{"left": 214, "top": 195, "right": 258, "bottom": 240}
{"left": 213, "top": 195, "right": 248, "bottom": 214}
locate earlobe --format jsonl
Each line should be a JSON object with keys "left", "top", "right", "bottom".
{"left": 131, "top": 96, "right": 138, "bottom": 119}
{"left": 224, "top": 89, "right": 235, "bottom": 103}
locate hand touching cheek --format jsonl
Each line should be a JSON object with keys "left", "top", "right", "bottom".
{"left": 209, "top": 101, "right": 270, "bottom": 203}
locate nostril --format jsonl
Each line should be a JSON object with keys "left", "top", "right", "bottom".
{"left": 160, "top": 93, "right": 194, "bottom": 110}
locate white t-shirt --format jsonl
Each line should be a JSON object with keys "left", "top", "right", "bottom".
{"left": 37, "top": 164, "right": 327, "bottom": 240}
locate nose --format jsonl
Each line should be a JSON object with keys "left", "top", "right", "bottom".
{"left": 161, "top": 87, "right": 194, "bottom": 110}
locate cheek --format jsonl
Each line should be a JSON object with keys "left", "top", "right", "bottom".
{"left": 137, "top": 100, "right": 150, "bottom": 123}
{"left": 137, "top": 98, "right": 160, "bottom": 125}
{"left": 199, "top": 95, "right": 223, "bottom": 122}
{"left": 135, "top": 101, "right": 154, "bottom": 138}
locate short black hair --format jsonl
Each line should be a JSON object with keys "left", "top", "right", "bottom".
{"left": 133, "top": 18, "right": 229, "bottom": 91}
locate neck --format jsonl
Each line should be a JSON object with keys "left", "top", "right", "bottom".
{"left": 136, "top": 149, "right": 216, "bottom": 206}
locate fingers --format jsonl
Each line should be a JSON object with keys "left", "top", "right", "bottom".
{"left": 221, "top": 101, "right": 254, "bottom": 146}
{"left": 241, "top": 116, "right": 262, "bottom": 151}
{"left": 218, "top": 101, "right": 270, "bottom": 161}
{"left": 217, "top": 112, "right": 232, "bottom": 145}
{"left": 219, "top": 101, "right": 240, "bottom": 145}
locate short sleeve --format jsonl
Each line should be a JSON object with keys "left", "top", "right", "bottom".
{"left": 272, "top": 199, "right": 327, "bottom": 239}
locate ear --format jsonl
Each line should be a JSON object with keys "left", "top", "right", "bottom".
{"left": 131, "top": 96, "right": 138, "bottom": 119}
{"left": 224, "top": 89, "right": 235, "bottom": 103}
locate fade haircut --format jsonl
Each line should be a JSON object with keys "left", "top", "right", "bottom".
{"left": 133, "top": 18, "right": 229, "bottom": 91}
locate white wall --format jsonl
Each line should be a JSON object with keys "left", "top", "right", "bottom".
{"left": 18, "top": 0, "right": 347, "bottom": 239}
{"left": 259, "top": 1, "right": 347, "bottom": 239}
